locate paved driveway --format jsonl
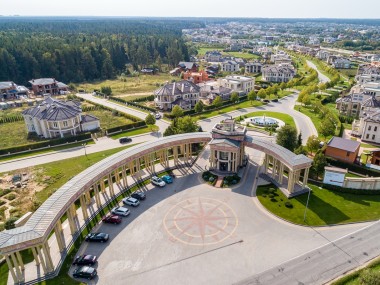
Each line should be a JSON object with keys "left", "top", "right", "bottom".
{"left": 72, "top": 155, "right": 372, "bottom": 285}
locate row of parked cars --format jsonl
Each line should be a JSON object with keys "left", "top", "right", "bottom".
{"left": 72, "top": 191, "right": 147, "bottom": 280}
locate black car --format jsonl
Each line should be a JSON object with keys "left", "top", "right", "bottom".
{"left": 73, "top": 266, "right": 97, "bottom": 280}
{"left": 119, "top": 137, "right": 132, "bottom": 144}
{"left": 263, "top": 99, "right": 270, "bottom": 103}
{"left": 131, "top": 192, "right": 146, "bottom": 200}
{"left": 85, "top": 233, "right": 109, "bottom": 242}
{"left": 271, "top": 98, "right": 279, "bottom": 102}
{"left": 73, "top": 255, "right": 97, "bottom": 266}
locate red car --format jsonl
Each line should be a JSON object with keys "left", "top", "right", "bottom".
{"left": 102, "top": 215, "right": 122, "bottom": 224}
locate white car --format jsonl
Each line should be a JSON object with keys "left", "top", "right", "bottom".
{"left": 122, "top": 197, "right": 140, "bottom": 207}
{"left": 155, "top": 113, "right": 161, "bottom": 119}
{"left": 151, "top": 176, "right": 166, "bottom": 187}
{"left": 111, "top": 206, "right": 130, "bottom": 217}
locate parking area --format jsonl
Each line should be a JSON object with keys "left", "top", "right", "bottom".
{"left": 69, "top": 157, "right": 374, "bottom": 285}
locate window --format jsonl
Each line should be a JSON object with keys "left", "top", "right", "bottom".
{"left": 63, "top": 121, "right": 68, "bottom": 127}
{"left": 373, "top": 135, "right": 376, "bottom": 140}
{"left": 366, "top": 134, "right": 370, "bottom": 139}
{"left": 375, "top": 127, "right": 378, "bottom": 132}
{"left": 346, "top": 152, "right": 350, "bottom": 157}
{"left": 53, "top": 122, "right": 58, "bottom": 128}
{"left": 219, "top": 151, "right": 229, "bottom": 160}
{"left": 368, "top": 126, "right": 372, "bottom": 131}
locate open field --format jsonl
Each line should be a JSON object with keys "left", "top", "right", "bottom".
{"left": 196, "top": 47, "right": 260, "bottom": 60}
{"left": 257, "top": 184, "right": 380, "bottom": 226}
{"left": 242, "top": 111, "right": 296, "bottom": 128}
{"left": 75, "top": 73, "right": 174, "bottom": 95}
{"left": 109, "top": 126, "right": 154, "bottom": 139}
{"left": 0, "top": 121, "right": 46, "bottom": 149}
{"left": 196, "top": 100, "right": 262, "bottom": 120}
{"left": 85, "top": 109, "right": 133, "bottom": 129}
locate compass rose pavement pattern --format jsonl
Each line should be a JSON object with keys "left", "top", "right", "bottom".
{"left": 163, "top": 197, "right": 238, "bottom": 246}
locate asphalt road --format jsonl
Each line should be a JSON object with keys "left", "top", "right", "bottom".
{"left": 306, "top": 60, "right": 331, "bottom": 84}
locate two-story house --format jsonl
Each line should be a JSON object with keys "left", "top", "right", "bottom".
{"left": 245, "top": 62, "right": 262, "bottom": 73}
{"left": 22, "top": 96, "right": 100, "bottom": 139}
{"left": 205, "top": 51, "right": 223, "bottom": 62}
{"left": 154, "top": 80, "right": 200, "bottom": 111}
{"left": 218, "top": 75, "right": 254, "bottom": 95}
{"left": 221, "top": 61, "right": 240, "bottom": 72}
{"left": 261, "top": 64, "right": 295, "bottom": 83}
{"left": 29, "top": 78, "right": 69, "bottom": 96}
{"left": 0, "top": 81, "right": 29, "bottom": 100}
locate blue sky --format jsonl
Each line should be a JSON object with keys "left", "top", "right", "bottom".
{"left": 1, "top": 0, "right": 380, "bottom": 18}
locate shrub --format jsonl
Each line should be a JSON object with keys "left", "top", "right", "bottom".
{"left": 0, "top": 189, "right": 11, "bottom": 197}
{"left": 285, "top": 202, "right": 294, "bottom": 208}
{"left": 358, "top": 269, "right": 380, "bottom": 285}
{"left": 5, "top": 193, "right": 16, "bottom": 201}
{"left": 269, "top": 194, "right": 275, "bottom": 198}
{"left": 5, "top": 217, "right": 18, "bottom": 230}
{"left": 270, "top": 198, "right": 277, "bottom": 202}
{"left": 262, "top": 194, "right": 267, "bottom": 198}
{"left": 209, "top": 177, "right": 215, "bottom": 182}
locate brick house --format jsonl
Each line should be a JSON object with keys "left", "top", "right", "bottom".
{"left": 324, "top": 137, "right": 360, "bottom": 164}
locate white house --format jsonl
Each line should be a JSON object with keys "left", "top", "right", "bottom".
{"left": 22, "top": 96, "right": 100, "bottom": 139}
{"left": 218, "top": 75, "right": 254, "bottom": 94}
{"left": 352, "top": 109, "right": 380, "bottom": 144}
{"left": 261, "top": 64, "right": 295, "bottom": 83}
{"left": 245, "top": 62, "right": 262, "bottom": 73}
{"left": 205, "top": 50, "right": 223, "bottom": 62}
{"left": 154, "top": 80, "right": 200, "bottom": 111}
{"left": 332, "top": 58, "right": 352, "bottom": 69}
{"left": 221, "top": 61, "right": 240, "bottom": 72}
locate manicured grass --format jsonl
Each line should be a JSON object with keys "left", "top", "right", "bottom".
{"left": 85, "top": 109, "right": 133, "bottom": 130}
{"left": 224, "top": 51, "right": 261, "bottom": 60}
{"left": 196, "top": 100, "right": 263, "bottom": 120}
{"left": 241, "top": 111, "right": 296, "bottom": 128}
{"left": 257, "top": 184, "right": 380, "bottom": 226}
{"left": 297, "top": 105, "right": 341, "bottom": 140}
{"left": 33, "top": 144, "right": 140, "bottom": 204}
{"left": 277, "top": 90, "right": 292, "bottom": 98}
{"left": 0, "top": 141, "right": 95, "bottom": 162}
{"left": 0, "top": 260, "right": 9, "bottom": 285}
{"left": 331, "top": 256, "right": 380, "bottom": 285}
{"left": 109, "top": 126, "right": 154, "bottom": 139}
{"left": 0, "top": 121, "right": 48, "bottom": 149}
{"left": 113, "top": 94, "right": 153, "bottom": 101}
{"left": 196, "top": 47, "right": 223, "bottom": 56}
{"left": 75, "top": 73, "right": 174, "bottom": 95}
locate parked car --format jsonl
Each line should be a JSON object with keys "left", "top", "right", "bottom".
{"left": 102, "top": 215, "right": 122, "bottom": 224}
{"left": 122, "top": 197, "right": 140, "bottom": 207}
{"left": 85, "top": 233, "right": 109, "bottom": 242}
{"left": 73, "top": 255, "right": 97, "bottom": 266}
{"left": 151, "top": 176, "right": 166, "bottom": 187}
{"left": 161, "top": 175, "right": 173, "bottom": 184}
{"left": 271, "top": 98, "right": 279, "bottom": 102}
{"left": 119, "top": 137, "right": 132, "bottom": 144}
{"left": 131, "top": 192, "right": 146, "bottom": 200}
{"left": 72, "top": 266, "right": 97, "bottom": 280}
{"left": 263, "top": 99, "right": 270, "bottom": 103}
{"left": 155, "top": 113, "right": 161, "bottom": 119}
{"left": 111, "top": 206, "right": 130, "bottom": 216}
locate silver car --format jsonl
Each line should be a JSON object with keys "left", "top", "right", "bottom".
{"left": 111, "top": 206, "right": 130, "bottom": 217}
{"left": 122, "top": 197, "right": 140, "bottom": 207}
{"left": 151, "top": 176, "right": 166, "bottom": 187}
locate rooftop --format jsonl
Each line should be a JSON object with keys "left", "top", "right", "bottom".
{"left": 327, "top": 137, "right": 360, "bottom": 152}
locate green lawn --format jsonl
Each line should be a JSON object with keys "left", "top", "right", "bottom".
{"left": 241, "top": 111, "right": 296, "bottom": 128}
{"left": 257, "top": 184, "right": 380, "bottom": 226}
{"left": 0, "top": 121, "right": 48, "bottom": 149}
{"left": 196, "top": 100, "right": 262, "bottom": 120}
{"left": 109, "top": 126, "right": 154, "bottom": 139}
{"left": 196, "top": 47, "right": 223, "bottom": 56}
{"left": 224, "top": 51, "right": 261, "bottom": 60}
{"left": 0, "top": 140, "right": 94, "bottom": 162}
{"left": 75, "top": 73, "right": 174, "bottom": 95}
{"left": 86, "top": 109, "right": 133, "bottom": 130}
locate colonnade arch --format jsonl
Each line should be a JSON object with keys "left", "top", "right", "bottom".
{"left": 0, "top": 132, "right": 312, "bottom": 284}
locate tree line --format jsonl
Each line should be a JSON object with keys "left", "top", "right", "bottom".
{"left": 0, "top": 18, "right": 201, "bottom": 85}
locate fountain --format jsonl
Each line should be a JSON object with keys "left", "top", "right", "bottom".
{"left": 249, "top": 114, "right": 279, "bottom": 127}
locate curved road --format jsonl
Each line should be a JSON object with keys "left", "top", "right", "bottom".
{"left": 306, "top": 60, "right": 331, "bottom": 84}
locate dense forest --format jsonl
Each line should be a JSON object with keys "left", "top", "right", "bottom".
{"left": 0, "top": 18, "right": 204, "bottom": 85}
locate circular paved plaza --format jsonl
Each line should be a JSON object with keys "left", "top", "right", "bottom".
{"left": 75, "top": 163, "right": 373, "bottom": 285}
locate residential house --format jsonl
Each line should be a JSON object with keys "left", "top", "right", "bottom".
{"left": 183, "top": 70, "right": 209, "bottom": 84}
{"left": 245, "top": 62, "right": 262, "bottom": 73}
{"left": 218, "top": 75, "right": 254, "bottom": 95}
{"left": 221, "top": 61, "right": 240, "bottom": 72}
{"left": 316, "top": 50, "right": 331, "bottom": 61}
{"left": 29, "top": 78, "right": 69, "bottom": 96}
{"left": 199, "top": 81, "right": 232, "bottom": 101}
{"left": 356, "top": 73, "right": 380, "bottom": 85}
{"left": 154, "top": 80, "right": 200, "bottom": 111}
{"left": 22, "top": 96, "right": 100, "bottom": 139}
{"left": 351, "top": 110, "right": 380, "bottom": 144}
{"left": 235, "top": 58, "right": 246, "bottom": 68}
{"left": 332, "top": 58, "right": 352, "bottom": 69}
{"left": 270, "top": 51, "right": 292, "bottom": 65}
{"left": 261, "top": 64, "right": 295, "bottom": 83}
{"left": 170, "top": 62, "right": 199, "bottom": 76}
{"left": 357, "top": 64, "right": 380, "bottom": 77}
{"left": 205, "top": 51, "right": 223, "bottom": 62}
{"left": 324, "top": 137, "right": 360, "bottom": 164}
{"left": 0, "top": 82, "right": 29, "bottom": 100}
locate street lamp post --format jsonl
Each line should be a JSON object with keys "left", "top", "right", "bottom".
{"left": 303, "top": 187, "right": 312, "bottom": 222}
{"left": 82, "top": 142, "right": 87, "bottom": 158}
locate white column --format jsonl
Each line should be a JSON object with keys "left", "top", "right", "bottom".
{"left": 5, "top": 255, "right": 18, "bottom": 284}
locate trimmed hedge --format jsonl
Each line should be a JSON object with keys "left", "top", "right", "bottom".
{"left": 107, "top": 121, "right": 146, "bottom": 134}
{"left": 0, "top": 132, "right": 92, "bottom": 155}
{"left": 131, "top": 95, "right": 155, "bottom": 102}
{"left": 326, "top": 157, "right": 380, "bottom": 177}
{"left": 0, "top": 115, "right": 24, "bottom": 124}
{"left": 109, "top": 96, "right": 156, "bottom": 113}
